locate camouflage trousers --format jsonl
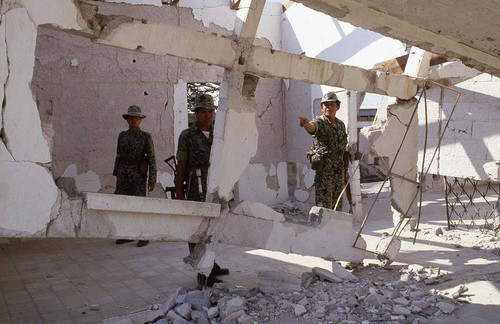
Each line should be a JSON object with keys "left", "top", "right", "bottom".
{"left": 115, "top": 164, "right": 147, "bottom": 197}
{"left": 314, "top": 158, "right": 345, "bottom": 211}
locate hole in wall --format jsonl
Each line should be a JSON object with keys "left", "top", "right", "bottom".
{"left": 144, "top": 91, "right": 148, "bottom": 96}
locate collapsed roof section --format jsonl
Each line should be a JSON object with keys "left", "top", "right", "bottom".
{"left": 294, "top": 0, "right": 500, "bottom": 77}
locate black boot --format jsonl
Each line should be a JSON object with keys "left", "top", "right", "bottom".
{"left": 136, "top": 240, "right": 149, "bottom": 247}
{"left": 115, "top": 239, "right": 134, "bottom": 244}
{"left": 211, "top": 262, "right": 230, "bottom": 276}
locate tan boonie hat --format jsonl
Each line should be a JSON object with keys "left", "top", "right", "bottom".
{"left": 193, "top": 93, "right": 216, "bottom": 111}
{"left": 122, "top": 105, "right": 146, "bottom": 120}
{"left": 321, "top": 91, "right": 340, "bottom": 104}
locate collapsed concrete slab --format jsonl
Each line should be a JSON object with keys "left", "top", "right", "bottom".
{"left": 208, "top": 205, "right": 366, "bottom": 262}
{"left": 80, "top": 193, "right": 220, "bottom": 241}
{"left": 295, "top": 0, "right": 500, "bottom": 77}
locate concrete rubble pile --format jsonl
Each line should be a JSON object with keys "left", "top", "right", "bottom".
{"left": 104, "top": 264, "right": 467, "bottom": 324}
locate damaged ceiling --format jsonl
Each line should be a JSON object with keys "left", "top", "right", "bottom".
{"left": 294, "top": 0, "right": 500, "bottom": 77}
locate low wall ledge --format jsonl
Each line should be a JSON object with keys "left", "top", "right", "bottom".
{"left": 84, "top": 193, "right": 221, "bottom": 218}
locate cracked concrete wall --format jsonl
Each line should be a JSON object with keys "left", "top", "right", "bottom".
{"left": 417, "top": 72, "right": 500, "bottom": 181}
{"left": 1, "top": 0, "right": 286, "bottom": 237}
{"left": 0, "top": 1, "right": 87, "bottom": 238}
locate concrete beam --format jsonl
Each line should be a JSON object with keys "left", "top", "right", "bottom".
{"left": 234, "top": 0, "right": 266, "bottom": 41}
{"left": 247, "top": 46, "right": 419, "bottom": 99}
{"left": 295, "top": 0, "right": 500, "bottom": 77}
{"left": 81, "top": 196, "right": 365, "bottom": 262}
{"left": 85, "top": 193, "right": 221, "bottom": 217}
{"left": 95, "top": 19, "right": 237, "bottom": 69}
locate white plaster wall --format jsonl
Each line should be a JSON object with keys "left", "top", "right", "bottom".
{"left": 418, "top": 73, "right": 500, "bottom": 181}
{"left": 238, "top": 162, "right": 288, "bottom": 206}
{"left": 0, "top": 162, "right": 58, "bottom": 235}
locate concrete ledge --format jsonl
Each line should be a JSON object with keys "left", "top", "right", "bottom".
{"left": 84, "top": 193, "right": 220, "bottom": 218}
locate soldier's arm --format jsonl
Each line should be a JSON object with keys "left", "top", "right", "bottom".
{"left": 146, "top": 133, "right": 157, "bottom": 190}
{"left": 175, "top": 161, "right": 187, "bottom": 200}
{"left": 113, "top": 133, "right": 122, "bottom": 176}
{"left": 299, "top": 117, "right": 316, "bottom": 134}
{"left": 175, "top": 132, "right": 189, "bottom": 200}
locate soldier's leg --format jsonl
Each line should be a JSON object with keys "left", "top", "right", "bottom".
{"left": 131, "top": 171, "right": 147, "bottom": 197}
{"left": 114, "top": 171, "right": 128, "bottom": 195}
{"left": 314, "top": 170, "right": 329, "bottom": 208}
{"left": 332, "top": 172, "right": 345, "bottom": 211}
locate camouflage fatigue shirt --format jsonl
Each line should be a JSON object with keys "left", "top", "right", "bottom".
{"left": 310, "top": 115, "right": 347, "bottom": 160}
{"left": 113, "top": 129, "right": 157, "bottom": 186}
{"left": 176, "top": 122, "right": 213, "bottom": 201}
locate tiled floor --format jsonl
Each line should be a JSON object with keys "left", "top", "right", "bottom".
{"left": 0, "top": 238, "right": 335, "bottom": 323}
{"left": 1, "top": 183, "right": 498, "bottom": 323}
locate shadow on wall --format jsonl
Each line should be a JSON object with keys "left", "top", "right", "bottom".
{"left": 417, "top": 86, "right": 499, "bottom": 180}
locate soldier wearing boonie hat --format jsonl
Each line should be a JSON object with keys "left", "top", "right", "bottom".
{"left": 176, "top": 93, "right": 229, "bottom": 288}
{"left": 298, "top": 91, "right": 348, "bottom": 211}
{"left": 192, "top": 93, "right": 216, "bottom": 111}
{"left": 122, "top": 104, "right": 146, "bottom": 119}
{"left": 113, "top": 105, "right": 157, "bottom": 247}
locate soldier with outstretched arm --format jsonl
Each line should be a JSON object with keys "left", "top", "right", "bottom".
{"left": 299, "top": 92, "right": 348, "bottom": 211}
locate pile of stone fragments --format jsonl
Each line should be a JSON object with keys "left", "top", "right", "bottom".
{"left": 104, "top": 262, "right": 468, "bottom": 324}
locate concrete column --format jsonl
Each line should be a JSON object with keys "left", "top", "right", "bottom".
{"left": 347, "top": 91, "right": 362, "bottom": 219}
{"left": 206, "top": 0, "right": 265, "bottom": 204}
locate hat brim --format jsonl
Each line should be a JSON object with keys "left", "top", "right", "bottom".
{"left": 321, "top": 99, "right": 341, "bottom": 104}
{"left": 193, "top": 103, "right": 216, "bottom": 111}
{"left": 123, "top": 113, "right": 146, "bottom": 120}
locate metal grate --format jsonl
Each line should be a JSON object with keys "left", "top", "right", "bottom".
{"left": 445, "top": 177, "right": 499, "bottom": 231}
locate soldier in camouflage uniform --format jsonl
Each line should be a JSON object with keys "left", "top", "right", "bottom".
{"left": 113, "top": 105, "right": 157, "bottom": 247}
{"left": 299, "top": 92, "right": 348, "bottom": 211}
{"left": 175, "top": 93, "right": 229, "bottom": 287}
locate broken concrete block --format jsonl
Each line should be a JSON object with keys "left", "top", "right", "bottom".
{"left": 331, "top": 262, "right": 358, "bottom": 281}
{"left": 293, "top": 304, "right": 307, "bottom": 316}
{"left": 231, "top": 201, "right": 285, "bottom": 221}
{"left": 223, "top": 309, "right": 245, "bottom": 323}
{"left": 207, "top": 306, "right": 219, "bottom": 318}
{"left": 167, "top": 310, "right": 184, "bottom": 321}
{"left": 408, "top": 264, "right": 425, "bottom": 273}
{"left": 186, "top": 290, "right": 211, "bottom": 310}
{"left": 258, "top": 271, "right": 302, "bottom": 294}
{"left": 312, "top": 267, "right": 342, "bottom": 283}
{"left": 450, "top": 284, "right": 468, "bottom": 299}
{"left": 393, "top": 305, "right": 411, "bottom": 316}
{"left": 375, "top": 234, "right": 401, "bottom": 264}
{"left": 161, "top": 289, "right": 180, "bottom": 314}
{"left": 436, "top": 301, "right": 455, "bottom": 314}
{"left": 364, "top": 292, "right": 387, "bottom": 307}
{"left": 218, "top": 296, "right": 245, "bottom": 318}
{"left": 191, "top": 310, "right": 209, "bottom": 324}
{"left": 175, "top": 303, "right": 192, "bottom": 319}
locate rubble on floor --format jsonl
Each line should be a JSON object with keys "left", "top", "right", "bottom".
{"left": 104, "top": 264, "right": 467, "bottom": 324}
